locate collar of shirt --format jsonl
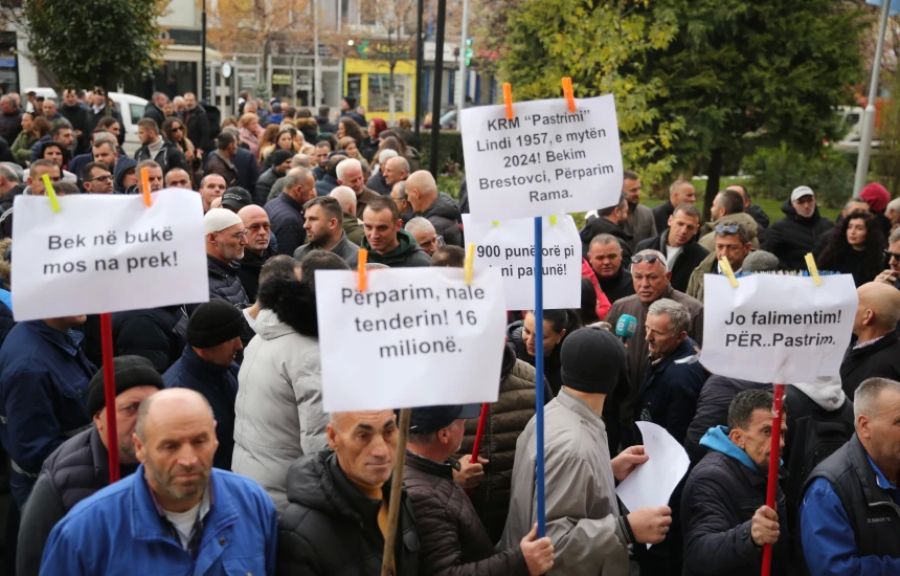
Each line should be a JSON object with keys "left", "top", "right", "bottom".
{"left": 866, "top": 455, "right": 897, "bottom": 491}
{"left": 853, "top": 334, "right": 886, "bottom": 351}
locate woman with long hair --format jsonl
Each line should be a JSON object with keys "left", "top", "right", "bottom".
{"left": 261, "top": 127, "right": 300, "bottom": 168}
{"left": 337, "top": 136, "right": 369, "bottom": 175}
{"left": 256, "top": 123, "right": 281, "bottom": 163}
{"left": 11, "top": 113, "right": 50, "bottom": 167}
{"left": 818, "top": 210, "right": 886, "bottom": 286}
{"left": 162, "top": 117, "right": 200, "bottom": 176}
{"left": 335, "top": 117, "right": 364, "bottom": 146}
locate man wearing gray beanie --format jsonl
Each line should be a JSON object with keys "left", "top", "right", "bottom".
{"left": 17, "top": 355, "right": 163, "bottom": 576}
{"left": 501, "top": 327, "right": 673, "bottom": 574}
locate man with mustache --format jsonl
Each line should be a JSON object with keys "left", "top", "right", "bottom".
{"left": 40, "top": 388, "right": 277, "bottom": 575}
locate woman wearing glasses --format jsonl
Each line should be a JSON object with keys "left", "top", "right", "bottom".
{"left": 163, "top": 117, "right": 200, "bottom": 185}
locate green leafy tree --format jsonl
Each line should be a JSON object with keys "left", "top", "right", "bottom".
{"left": 654, "top": 0, "right": 864, "bottom": 214}
{"left": 500, "top": 0, "right": 683, "bottom": 187}
{"left": 22, "top": 0, "right": 167, "bottom": 88}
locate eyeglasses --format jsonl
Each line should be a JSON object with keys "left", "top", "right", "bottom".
{"left": 631, "top": 254, "right": 662, "bottom": 265}
{"left": 885, "top": 250, "right": 900, "bottom": 260}
{"left": 87, "top": 174, "right": 112, "bottom": 182}
{"left": 714, "top": 223, "right": 742, "bottom": 235}
{"left": 229, "top": 230, "right": 248, "bottom": 240}
{"left": 419, "top": 235, "right": 444, "bottom": 249}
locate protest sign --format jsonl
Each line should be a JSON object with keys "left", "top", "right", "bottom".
{"left": 460, "top": 94, "right": 623, "bottom": 220}
{"left": 461, "top": 213, "right": 580, "bottom": 310}
{"left": 315, "top": 267, "right": 507, "bottom": 412}
{"left": 11, "top": 189, "right": 208, "bottom": 321}
{"left": 699, "top": 274, "right": 857, "bottom": 384}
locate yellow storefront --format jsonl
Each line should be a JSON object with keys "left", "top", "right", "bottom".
{"left": 344, "top": 58, "right": 416, "bottom": 122}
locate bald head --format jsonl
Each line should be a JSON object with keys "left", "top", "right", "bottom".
{"left": 135, "top": 388, "right": 214, "bottom": 442}
{"left": 855, "top": 282, "right": 900, "bottom": 336}
{"left": 330, "top": 185, "right": 357, "bottom": 216}
{"left": 406, "top": 170, "right": 438, "bottom": 213}
{"left": 238, "top": 204, "right": 267, "bottom": 221}
{"left": 383, "top": 156, "right": 410, "bottom": 186}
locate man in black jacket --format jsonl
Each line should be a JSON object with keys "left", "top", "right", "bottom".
{"left": 840, "top": 281, "right": 900, "bottom": 397}
{"left": 183, "top": 92, "right": 212, "bottom": 152}
{"left": 203, "top": 209, "right": 252, "bottom": 339}
{"left": 278, "top": 410, "right": 420, "bottom": 575}
{"left": 682, "top": 389, "right": 791, "bottom": 576}
{"left": 652, "top": 179, "right": 696, "bottom": 236}
{"left": 636, "top": 204, "right": 707, "bottom": 292}
{"left": 580, "top": 193, "right": 634, "bottom": 259}
{"left": 763, "top": 186, "right": 833, "bottom": 270}
{"left": 404, "top": 404, "right": 554, "bottom": 575}
{"left": 585, "top": 233, "right": 635, "bottom": 304}
{"left": 16, "top": 356, "right": 162, "bottom": 576}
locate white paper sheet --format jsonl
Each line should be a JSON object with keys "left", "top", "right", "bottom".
{"left": 616, "top": 421, "right": 690, "bottom": 515}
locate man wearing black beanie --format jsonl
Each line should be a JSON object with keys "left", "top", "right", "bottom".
{"left": 500, "top": 327, "right": 674, "bottom": 573}
{"left": 163, "top": 300, "right": 244, "bottom": 470}
{"left": 17, "top": 355, "right": 162, "bottom": 576}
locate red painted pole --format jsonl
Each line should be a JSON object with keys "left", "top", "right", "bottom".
{"left": 99, "top": 313, "right": 120, "bottom": 483}
{"left": 470, "top": 403, "right": 489, "bottom": 458}
{"left": 760, "top": 383, "right": 785, "bottom": 576}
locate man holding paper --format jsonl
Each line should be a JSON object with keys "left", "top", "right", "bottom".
{"left": 501, "top": 328, "right": 672, "bottom": 574}
{"left": 681, "top": 389, "right": 791, "bottom": 576}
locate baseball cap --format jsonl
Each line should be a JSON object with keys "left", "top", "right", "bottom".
{"left": 790, "top": 186, "right": 815, "bottom": 202}
{"left": 220, "top": 187, "right": 252, "bottom": 211}
{"left": 409, "top": 404, "right": 481, "bottom": 434}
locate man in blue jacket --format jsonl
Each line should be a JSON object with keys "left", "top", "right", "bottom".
{"left": 0, "top": 314, "right": 96, "bottom": 508}
{"left": 800, "top": 377, "right": 900, "bottom": 575}
{"left": 681, "top": 389, "right": 791, "bottom": 576}
{"left": 40, "top": 388, "right": 277, "bottom": 575}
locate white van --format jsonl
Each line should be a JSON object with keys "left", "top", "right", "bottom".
{"left": 108, "top": 92, "right": 147, "bottom": 156}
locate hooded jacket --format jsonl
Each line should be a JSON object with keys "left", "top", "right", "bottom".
{"left": 579, "top": 216, "right": 634, "bottom": 259}
{"left": 232, "top": 305, "right": 328, "bottom": 511}
{"left": 113, "top": 157, "right": 136, "bottom": 193}
{"left": 459, "top": 345, "right": 540, "bottom": 542}
{"left": 278, "top": 450, "right": 420, "bottom": 575}
{"left": 763, "top": 200, "right": 833, "bottom": 270}
{"left": 134, "top": 138, "right": 188, "bottom": 173}
{"left": 420, "top": 193, "right": 464, "bottom": 247}
{"left": 362, "top": 229, "right": 432, "bottom": 267}
{"left": 507, "top": 320, "right": 563, "bottom": 396}
{"left": 681, "top": 426, "right": 790, "bottom": 576}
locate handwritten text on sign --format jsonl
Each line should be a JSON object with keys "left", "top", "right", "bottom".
{"left": 462, "top": 214, "right": 581, "bottom": 310}
{"left": 699, "top": 274, "right": 857, "bottom": 384}
{"left": 11, "top": 189, "right": 208, "bottom": 321}
{"left": 460, "top": 94, "right": 623, "bottom": 220}
{"left": 316, "top": 267, "right": 507, "bottom": 411}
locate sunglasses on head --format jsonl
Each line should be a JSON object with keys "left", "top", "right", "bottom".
{"left": 631, "top": 254, "right": 662, "bottom": 265}
{"left": 715, "top": 223, "right": 741, "bottom": 235}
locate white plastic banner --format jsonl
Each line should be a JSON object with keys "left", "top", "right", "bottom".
{"left": 699, "top": 274, "right": 858, "bottom": 384}
{"left": 460, "top": 94, "right": 623, "bottom": 220}
{"left": 11, "top": 189, "right": 209, "bottom": 321}
{"left": 315, "top": 267, "right": 507, "bottom": 411}
{"left": 461, "top": 213, "right": 581, "bottom": 310}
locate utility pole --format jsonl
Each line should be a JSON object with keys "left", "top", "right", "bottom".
{"left": 430, "top": 0, "right": 447, "bottom": 176}
{"left": 455, "top": 0, "right": 469, "bottom": 114}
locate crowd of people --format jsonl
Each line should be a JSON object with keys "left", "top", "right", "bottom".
{"left": 0, "top": 87, "right": 896, "bottom": 575}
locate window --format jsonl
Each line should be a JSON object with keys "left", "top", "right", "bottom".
{"left": 367, "top": 73, "right": 409, "bottom": 113}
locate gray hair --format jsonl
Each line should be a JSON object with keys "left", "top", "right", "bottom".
{"left": 378, "top": 149, "right": 399, "bottom": 164}
{"left": 589, "top": 233, "right": 622, "bottom": 251}
{"left": 854, "top": 377, "right": 900, "bottom": 421}
{"left": 92, "top": 131, "right": 118, "bottom": 149}
{"left": 335, "top": 158, "right": 362, "bottom": 181}
{"left": 887, "top": 197, "right": 900, "bottom": 213}
{"left": 890, "top": 227, "right": 900, "bottom": 244}
{"left": 283, "top": 166, "right": 312, "bottom": 190}
{"left": 0, "top": 162, "right": 21, "bottom": 183}
{"left": 405, "top": 216, "right": 435, "bottom": 236}
{"left": 647, "top": 298, "right": 690, "bottom": 334}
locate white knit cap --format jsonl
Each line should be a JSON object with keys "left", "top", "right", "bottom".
{"left": 203, "top": 207, "right": 243, "bottom": 234}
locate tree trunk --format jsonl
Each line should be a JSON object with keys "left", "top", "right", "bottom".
{"left": 704, "top": 147, "right": 724, "bottom": 221}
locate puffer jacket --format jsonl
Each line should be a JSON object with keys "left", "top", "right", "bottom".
{"left": 17, "top": 427, "right": 139, "bottom": 576}
{"left": 420, "top": 193, "right": 463, "bottom": 247}
{"left": 362, "top": 230, "right": 432, "bottom": 267}
{"left": 232, "top": 308, "right": 328, "bottom": 511}
{"left": 763, "top": 200, "right": 833, "bottom": 270}
{"left": 459, "top": 345, "right": 538, "bottom": 542}
{"left": 403, "top": 452, "right": 528, "bottom": 575}
{"left": 207, "top": 255, "right": 250, "bottom": 310}
{"left": 278, "top": 450, "right": 420, "bottom": 575}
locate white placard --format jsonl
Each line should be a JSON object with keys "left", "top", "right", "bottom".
{"left": 461, "top": 213, "right": 581, "bottom": 310}
{"left": 12, "top": 190, "right": 209, "bottom": 321}
{"left": 460, "top": 94, "right": 623, "bottom": 220}
{"left": 315, "top": 267, "right": 507, "bottom": 412}
{"left": 699, "top": 274, "right": 857, "bottom": 384}
{"left": 616, "top": 421, "right": 690, "bottom": 513}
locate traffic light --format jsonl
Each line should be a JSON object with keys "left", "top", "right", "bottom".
{"left": 464, "top": 38, "right": 473, "bottom": 66}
